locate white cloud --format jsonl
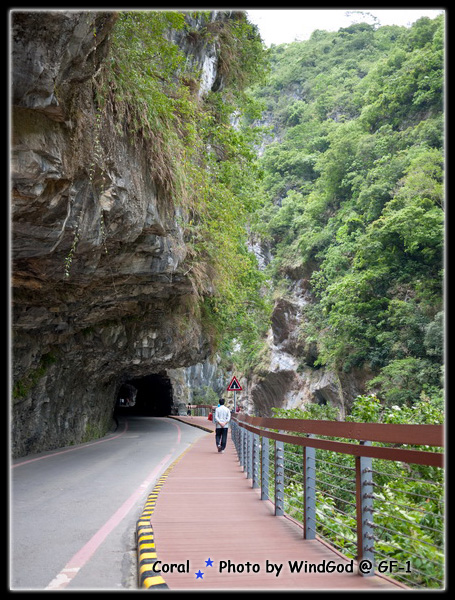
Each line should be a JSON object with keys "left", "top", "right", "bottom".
{"left": 247, "top": 8, "right": 445, "bottom": 46}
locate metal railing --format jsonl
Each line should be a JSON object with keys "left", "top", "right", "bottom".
{"left": 185, "top": 404, "right": 213, "bottom": 417}
{"left": 231, "top": 414, "right": 444, "bottom": 589}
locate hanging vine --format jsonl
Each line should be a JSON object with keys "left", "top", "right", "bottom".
{"left": 63, "top": 106, "right": 108, "bottom": 279}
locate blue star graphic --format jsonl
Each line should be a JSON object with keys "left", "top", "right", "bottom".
{"left": 205, "top": 558, "right": 214, "bottom": 567}
{"left": 195, "top": 570, "right": 204, "bottom": 579}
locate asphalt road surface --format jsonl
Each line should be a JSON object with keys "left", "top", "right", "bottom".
{"left": 10, "top": 416, "right": 208, "bottom": 590}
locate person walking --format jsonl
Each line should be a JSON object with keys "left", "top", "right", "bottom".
{"left": 214, "top": 398, "right": 230, "bottom": 453}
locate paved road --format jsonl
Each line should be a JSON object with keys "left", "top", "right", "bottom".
{"left": 10, "top": 416, "right": 208, "bottom": 590}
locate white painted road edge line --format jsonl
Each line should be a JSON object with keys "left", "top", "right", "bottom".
{"left": 45, "top": 450, "right": 175, "bottom": 590}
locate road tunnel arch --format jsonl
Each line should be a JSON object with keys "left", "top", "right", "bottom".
{"left": 117, "top": 372, "right": 173, "bottom": 416}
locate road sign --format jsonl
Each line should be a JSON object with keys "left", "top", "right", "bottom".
{"left": 227, "top": 376, "right": 242, "bottom": 392}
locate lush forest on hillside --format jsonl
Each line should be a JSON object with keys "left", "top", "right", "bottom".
{"left": 243, "top": 15, "right": 444, "bottom": 416}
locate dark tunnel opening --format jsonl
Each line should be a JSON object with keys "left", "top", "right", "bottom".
{"left": 117, "top": 372, "right": 173, "bottom": 416}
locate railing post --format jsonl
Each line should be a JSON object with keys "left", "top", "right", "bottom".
{"left": 303, "top": 436, "right": 316, "bottom": 539}
{"left": 239, "top": 425, "right": 245, "bottom": 471}
{"left": 356, "top": 441, "right": 375, "bottom": 576}
{"left": 247, "top": 430, "right": 253, "bottom": 480}
{"left": 243, "top": 426, "right": 248, "bottom": 473}
{"left": 261, "top": 436, "right": 269, "bottom": 501}
{"left": 275, "top": 440, "right": 284, "bottom": 516}
{"left": 232, "top": 420, "right": 239, "bottom": 456}
{"left": 252, "top": 433, "right": 260, "bottom": 489}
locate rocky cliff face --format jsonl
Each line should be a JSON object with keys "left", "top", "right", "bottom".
{"left": 11, "top": 10, "right": 227, "bottom": 457}
{"left": 240, "top": 251, "right": 372, "bottom": 419}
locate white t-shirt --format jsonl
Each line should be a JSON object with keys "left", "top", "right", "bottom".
{"left": 214, "top": 405, "right": 231, "bottom": 429}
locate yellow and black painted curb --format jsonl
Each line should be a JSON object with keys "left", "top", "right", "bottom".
{"left": 136, "top": 445, "right": 196, "bottom": 590}
{"left": 136, "top": 473, "right": 168, "bottom": 590}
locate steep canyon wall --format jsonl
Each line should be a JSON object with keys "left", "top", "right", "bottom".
{"left": 11, "top": 11, "right": 226, "bottom": 457}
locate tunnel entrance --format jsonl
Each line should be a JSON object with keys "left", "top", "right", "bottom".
{"left": 117, "top": 372, "right": 173, "bottom": 416}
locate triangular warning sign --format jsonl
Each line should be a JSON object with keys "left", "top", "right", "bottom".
{"left": 227, "top": 376, "right": 242, "bottom": 392}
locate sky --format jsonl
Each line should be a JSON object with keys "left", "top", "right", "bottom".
{"left": 246, "top": 8, "right": 445, "bottom": 46}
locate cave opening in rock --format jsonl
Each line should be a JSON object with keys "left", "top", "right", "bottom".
{"left": 118, "top": 372, "right": 173, "bottom": 416}
{"left": 314, "top": 392, "right": 328, "bottom": 406}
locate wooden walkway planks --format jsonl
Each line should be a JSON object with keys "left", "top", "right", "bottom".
{"left": 150, "top": 422, "right": 404, "bottom": 590}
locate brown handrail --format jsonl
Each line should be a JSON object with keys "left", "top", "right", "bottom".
{"left": 234, "top": 414, "right": 444, "bottom": 446}
{"left": 231, "top": 413, "right": 444, "bottom": 586}
{"left": 232, "top": 415, "right": 444, "bottom": 468}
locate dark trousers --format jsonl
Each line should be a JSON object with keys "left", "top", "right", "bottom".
{"left": 215, "top": 427, "right": 228, "bottom": 450}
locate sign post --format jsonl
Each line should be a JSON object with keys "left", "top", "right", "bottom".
{"left": 227, "top": 376, "right": 242, "bottom": 413}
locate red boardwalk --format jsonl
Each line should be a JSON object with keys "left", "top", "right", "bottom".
{"left": 150, "top": 421, "right": 404, "bottom": 590}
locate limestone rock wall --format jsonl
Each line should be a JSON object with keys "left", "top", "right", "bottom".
{"left": 242, "top": 271, "right": 372, "bottom": 418}
{"left": 10, "top": 10, "right": 226, "bottom": 457}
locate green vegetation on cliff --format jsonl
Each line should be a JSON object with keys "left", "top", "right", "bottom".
{"left": 95, "top": 10, "right": 270, "bottom": 352}
{"left": 249, "top": 15, "right": 444, "bottom": 409}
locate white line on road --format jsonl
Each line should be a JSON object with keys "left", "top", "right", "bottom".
{"left": 45, "top": 449, "right": 176, "bottom": 590}
{"left": 45, "top": 422, "right": 181, "bottom": 590}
